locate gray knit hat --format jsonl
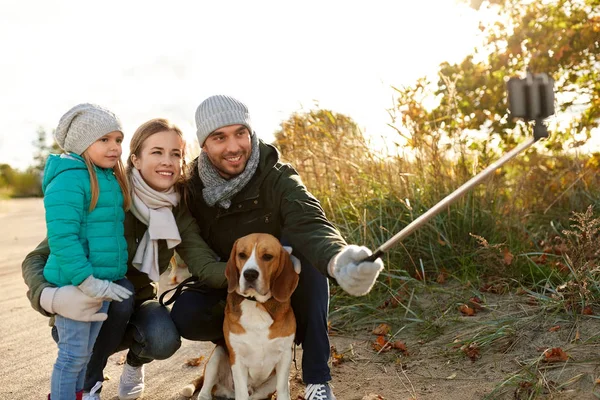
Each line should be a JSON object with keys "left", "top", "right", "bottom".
{"left": 195, "top": 95, "right": 252, "bottom": 146}
{"left": 54, "top": 103, "right": 123, "bottom": 155}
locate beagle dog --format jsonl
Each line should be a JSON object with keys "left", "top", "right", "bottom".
{"left": 181, "top": 233, "right": 301, "bottom": 400}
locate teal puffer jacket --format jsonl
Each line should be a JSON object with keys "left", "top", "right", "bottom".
{"left": 42, "top": 153, "right": 128, "bottom": 286}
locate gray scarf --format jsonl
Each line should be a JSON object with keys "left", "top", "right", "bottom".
{"left": 198, "top": 133, "right": 260, "bottom": 209}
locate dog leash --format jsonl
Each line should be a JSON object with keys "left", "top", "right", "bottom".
{"left": 159, "top": 276, "right": 211, "bottom": 306}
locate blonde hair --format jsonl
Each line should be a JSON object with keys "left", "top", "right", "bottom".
{"left": 82, "top": 152, "right": 131, "bottom": 212}
{"left": 127, "top": 118, "right": 188, "bottom": 201}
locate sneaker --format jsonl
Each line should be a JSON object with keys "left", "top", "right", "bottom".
{"left": 83, "top": 381, "right": 103, "bottom": 400}
{"left": 305, "top": 383, "right": 336, "bottom": 400}
{"left": 118, "top": 363, "right": 145, "bottom": 400}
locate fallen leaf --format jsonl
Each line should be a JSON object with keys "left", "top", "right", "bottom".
{"left": 391, "top": 341, "right": 408, "bottom": 355}
{"left": 331, "top": 346, "right": 344, "bottom": 366}
{"left": 462, "top": 343, "right": 480, "bottom": 361}
{"left": 595, "top": 377, "right": 600, "bottom": 385}
{"left": 446, "top": 372, "right": 457, "bottom": 380}
{"left": 459, "top": 304, "right": 476, "bottom": 316}
{"left": 548, "top": 325, "right": 561, "bottom": 332}
{"left": 583, "top": 306, "right": 594, "bottom": 315}
{"left": 543, "top": 347, "right": 568, "bottom": 363}
{"left": 372, "top": 335, "right": 392, "bottom": 352}
{"left": 185, "top": 355, "right": 205, "bottom": 367}
{"left": 372, "top": 323, "right": 391, "bottom": 336}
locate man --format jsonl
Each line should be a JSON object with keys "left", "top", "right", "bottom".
{"left": 170, "top": 94, "right": 384, "bottom": 400}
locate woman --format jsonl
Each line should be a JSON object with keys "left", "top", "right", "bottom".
{"left": 22, "top": 118, "right": 227, "bottom": 400}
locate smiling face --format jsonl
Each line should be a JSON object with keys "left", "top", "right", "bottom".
{"left": 130, "top": 130, "right": 183, "bottom": 192}
{"left": 202, "top": 124, "right": 252, "bottom": 180}
{"left": 84, "top": 131, "right": 123, "bottom": 169}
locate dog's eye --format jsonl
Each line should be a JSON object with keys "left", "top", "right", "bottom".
{"left": 262, "top": 254, "right": 274, "bottom": 261}
{"left": 238, "top": 252, "right": 248, "bottom": 260}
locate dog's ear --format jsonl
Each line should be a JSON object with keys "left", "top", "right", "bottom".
{"left": 225, "top": 240, "right": 240, "bottom": 294}
{"left": 271, "top": 246, "right": 300, "bottom": 302}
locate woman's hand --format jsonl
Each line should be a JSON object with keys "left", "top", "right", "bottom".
{"left": 40, "top": 286, "right": 108, "bottom": 321}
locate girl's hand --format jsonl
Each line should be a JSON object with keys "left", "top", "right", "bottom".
{"left": 78, "top": 276, "right": 133, "bottom": 301}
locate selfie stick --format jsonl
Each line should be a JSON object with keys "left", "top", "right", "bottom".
{"left": 363, "top": 71, "right": 554, "bottom": 262}
{"left": 363, "top": 135, "right": 538, "bottom": 262}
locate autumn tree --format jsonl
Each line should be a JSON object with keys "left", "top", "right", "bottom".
{"left": 391, "top": 0, "right": 599, "bottom": 156}
{"left": 273, "top": 109, "right": 373, "bottom": 196}
{"left": 0, "top": 164, "right": 14, "bottom": 189}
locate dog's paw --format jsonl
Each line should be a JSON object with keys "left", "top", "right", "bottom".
{"left": 180, "top": 383, "right": 195, "bottom": 397}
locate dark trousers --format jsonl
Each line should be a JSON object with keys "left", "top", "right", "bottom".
{"left": 52, "top": 278, "right": 182, "bottom": 392}
{"left": 170, "top": 257, "right": 332, "bottom": 384}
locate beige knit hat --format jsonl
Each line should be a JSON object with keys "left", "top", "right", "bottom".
{"left": 54, "top": 103, "right": 123, "bottom": 155}
{"left": 195, "top": 95, "right": 252, "bottom": 146}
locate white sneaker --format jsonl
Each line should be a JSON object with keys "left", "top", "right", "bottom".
{"left": 118, "top": 363, "right": 145, "bottom": 400}
{"left": 82, "top": 381, "right": 103, "bottom": 400}
{"left": 305, "top": 383, "right": 337, "bottom": 400}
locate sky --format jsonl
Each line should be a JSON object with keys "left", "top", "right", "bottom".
{"left": 0, "top": 0, "right": 488, "bottom": 170}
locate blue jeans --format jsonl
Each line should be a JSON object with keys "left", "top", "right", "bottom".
{"left": 51, "top": 301, "right": 109, "bottom": 400}
{"left": 170, "top": 252, "right": 332, "bottom": 384}
{"left": 51, "top": 278, "right": 182, "bottom": 393}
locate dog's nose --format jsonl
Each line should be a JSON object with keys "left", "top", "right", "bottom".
{"left": 243, "top": 269, "right": 259, "bottom": 283}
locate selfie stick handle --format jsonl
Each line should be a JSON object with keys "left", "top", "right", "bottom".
{"left": 363, "top": 135, "right": 538, "bottom": 263}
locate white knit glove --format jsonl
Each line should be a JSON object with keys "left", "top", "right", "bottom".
{"left": 78, "top": 276, "right": 133, "bottom": 302}
{"left": 328, "top": 245, "right": 384, "bottom": 296}
{"left": 40, "top": 286, "right": 108, "bottom": 322}
{"left": 282, "top": 246, "right": 302, "bottom": 274}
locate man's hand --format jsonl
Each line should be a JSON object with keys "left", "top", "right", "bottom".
{"left": 78, "top": 276, "right": 133, "bottom": 302}
{"left": 40, "top": 286, "right": 108, "bottom": 322}
{"left": 328, "top": 245, "right": 384, "bottom": 296}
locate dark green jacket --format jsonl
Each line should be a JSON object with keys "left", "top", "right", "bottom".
{"left": 22, "top": 204, "right": 226, "bottom": 317}
{"left": 188, "top": 140, "right": 347, "bottom": 278}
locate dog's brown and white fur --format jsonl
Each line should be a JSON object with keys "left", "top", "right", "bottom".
{"left": 181, "top": 233, "right": 301, "bottom": 400}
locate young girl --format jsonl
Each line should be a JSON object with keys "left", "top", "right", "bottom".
{"left": 43, "top": 103, "right": 133, "bottom": 400}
